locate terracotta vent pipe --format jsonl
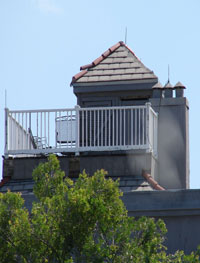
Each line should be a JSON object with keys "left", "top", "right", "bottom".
{"left": 142, "top": 170, "right": 165, "bottom": 191}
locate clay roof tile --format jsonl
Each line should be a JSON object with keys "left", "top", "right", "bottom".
{"left": 71, "top": 69, "right": 87, "bottom": 84}
{"left": 80, "top": 63, "right": 93, "bottom": 70}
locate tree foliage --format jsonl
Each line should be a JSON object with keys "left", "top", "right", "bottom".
{"left": 0, "top": 155, "right": 199, "bottom": 262}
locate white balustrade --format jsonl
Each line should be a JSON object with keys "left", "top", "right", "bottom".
{"left": 4, "top": 104, "right": 158, "bottom": 156}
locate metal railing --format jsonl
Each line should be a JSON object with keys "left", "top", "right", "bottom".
{"left": 4, "top": 103, "right": 158, "bottom": 156}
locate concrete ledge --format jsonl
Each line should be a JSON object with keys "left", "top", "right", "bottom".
{"left": 123, "top": 189, "right": 200, "bottom": 215}
{"left": 150, "top": 97, "right": 189, "bottom": 107}
{"left": 122, "top": 189, "right": 200, "bottom": 254}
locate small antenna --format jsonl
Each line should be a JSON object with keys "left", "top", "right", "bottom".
{"left": 168, "top": 64, "right": 170, "bottom": 83}
{"left": 125, "top": 27, "right": 127, "bottom": 44}
{"left": 5, "top": 89, "right": 7, "bottom": 108}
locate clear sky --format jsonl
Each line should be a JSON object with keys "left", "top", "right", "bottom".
{"left": 0, "top": 0, "right": 200, "bottom": 188}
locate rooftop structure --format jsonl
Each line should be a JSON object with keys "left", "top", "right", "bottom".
{"left": 1, "top": 41, "right": 197, "bottom": 254}
{"left": 2, "top": 41, "right": 189, "bottom": 190}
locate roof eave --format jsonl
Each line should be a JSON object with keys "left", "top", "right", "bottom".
{"left": 72, "top": 78, "right": 158, "bottom": 87}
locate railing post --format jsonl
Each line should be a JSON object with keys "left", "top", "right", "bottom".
{"left": 75, "top": 105, "right": 80, "bottom": 155}
{"left": 4, "top": 108, "right": 9, "bottom": 157}
{"left": 29, "top": 112, "right": 31, "bottom": 150}
{"left": 146, "top": 103, "right": 151, "bottom": 152}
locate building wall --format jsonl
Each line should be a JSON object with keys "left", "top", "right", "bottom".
{"left": 73, "top": 81, "right": 156, "bottom": 108}
{"left": 150, "top": 97, "right": 189, "bottom": 189}
{"left": 3, "top": 152, "right": 153, "bottom": 180}
{"left": 123, "top": 189, "right": 200, "bottom": 254}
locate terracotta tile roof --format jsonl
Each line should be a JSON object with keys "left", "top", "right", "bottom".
{"left": 71, "top": 41, "right": 158, "bottom": 85}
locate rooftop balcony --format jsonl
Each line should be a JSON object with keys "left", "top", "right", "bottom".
{"left": 4, "top": 103, "right": 158, "bottom": 157}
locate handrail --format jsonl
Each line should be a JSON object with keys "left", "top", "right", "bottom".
{"left": 8, "top": 104, "right": 148, "bottom": 113}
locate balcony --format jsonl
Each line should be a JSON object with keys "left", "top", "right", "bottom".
{"left": 4, "top": 103, "right": 158, "bottom": 157}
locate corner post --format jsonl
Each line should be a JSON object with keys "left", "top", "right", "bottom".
{"left": 29, "top": 112, "right": 32, "bottom": 150}
{"left": 75, "top": 105, "right": 80, "bottom": 156}
{"left": 146, "top": 102, "right": 151, "bottom": 152}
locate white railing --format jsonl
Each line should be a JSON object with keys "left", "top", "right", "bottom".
{"left": 4, "top": 103, "right": 158, "bottom": 156}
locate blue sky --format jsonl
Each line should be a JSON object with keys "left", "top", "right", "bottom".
{"left": 0, "top": 0, "right": 200, "bottom": 188}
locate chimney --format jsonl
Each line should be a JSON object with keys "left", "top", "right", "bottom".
{"left": 164, "top": 81, "right": 173, "bottom": 98}
{"left": 152, "top": 81, "right": 163, "bottom": 98}
{"left": 174, "top": 81, "right": 186, "bottom": 98}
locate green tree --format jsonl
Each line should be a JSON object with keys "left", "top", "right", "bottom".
{"left": 0, "top": 154, "right": 199, "bottom": 262}
{"left": 0, "top": 191, "right": 32, "bottom": 263}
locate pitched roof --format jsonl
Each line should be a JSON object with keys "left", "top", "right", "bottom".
{"left": 71, "top": 41, "right": 158, "bottom": 85}
{"left": 0, "top": 179, "right": 34, "bottom": 194}
{"left": 0, "top": 176, "right": 153, "bottom": 195}
{"left": 109, "top": 175, "right": 153, "bottom": 192}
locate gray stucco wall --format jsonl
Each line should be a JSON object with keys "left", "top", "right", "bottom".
{"left": 3, "top": 151, "right": 154, "bottom": 180}
{"left": 150, "top": 97, "right": 189, "bottom": 189}
{"left": 79, "top": 151, "right": 152, "bottom": 177}
{"left": 122, "top": 189, "right": 200, "bottom": 254}
{"left": 74, "top": 81, "right": 156, "bottom": 108}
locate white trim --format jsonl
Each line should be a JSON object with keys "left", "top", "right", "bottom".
{"left": 6, "top": 145, "right": 149, "bottom": 156}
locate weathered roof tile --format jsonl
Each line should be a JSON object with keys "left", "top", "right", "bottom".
{"left": 109, "top": 51, "right": 127, "bottom": 58}
{"left": 95, "top": 64, "right": 109, "bottom": 70}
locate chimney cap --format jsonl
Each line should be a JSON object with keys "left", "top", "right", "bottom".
{"left": 152, "top": 81, "right": 163, "bottom": 89}
{"left": 174, "top": 81, "right": 186, "bottom": 89}
{"left": 164, "top": 81, "right": 173, "bottom": 89}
